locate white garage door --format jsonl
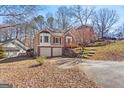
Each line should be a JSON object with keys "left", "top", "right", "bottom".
{"left": 40, "top": 48, "right": 51, "bottom": 57}
{"left": 53, "top": 48, "right": 62, "bottom": 56}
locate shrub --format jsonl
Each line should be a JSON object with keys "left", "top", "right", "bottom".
{"left": 36, "top": 56, "right": 46, "bottom": 65}
{"left": 0, "top": 46, "right": 4, "bottom": 59}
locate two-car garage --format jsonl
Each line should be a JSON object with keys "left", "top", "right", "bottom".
{"left": 39, "top": 47, "right": 62, "bottom": 57}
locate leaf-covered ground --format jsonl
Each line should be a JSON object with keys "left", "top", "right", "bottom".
{"left": 0, "top": 58, "right": 97, "bottom": 88}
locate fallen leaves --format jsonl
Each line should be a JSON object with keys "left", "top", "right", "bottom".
{"left": 0, "top": 59, "right": 97, "bottom": 88}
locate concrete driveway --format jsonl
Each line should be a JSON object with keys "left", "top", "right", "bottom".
{"left": 51, "top": 58, "right": 124, "bottom": 88}
{"left": 79, "top": 60, "right": 124, "bottom": 88}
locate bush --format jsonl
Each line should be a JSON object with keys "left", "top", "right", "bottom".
{"left": 0, "top": 46, "right": 4, "bottom": 59}
{"left": 36, "top": 56, "right": 46, "bottom": 65}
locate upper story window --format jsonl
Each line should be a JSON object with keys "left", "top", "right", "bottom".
{"left": 44, "top": 36, "right": 49, "bottom": 43}
{"left": 53, "top": 37, "right": 61, "bottom": 44}
{"left": 40, "top": 33, "right": 50, "bottom": 44}
{"left": 66, "top": 36, "right": 72, "bottom": 44}
{"left": 67, "top": 38, "right": 71, "bottom": 43}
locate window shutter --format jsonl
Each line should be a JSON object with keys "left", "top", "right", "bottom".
{"left": 40, "top": 36, "right": 42, "bottom": 42}
{"left": 59, "top": 38, "right": 61, "bottom": 44}
{"left": 53, "top": 37, "right": 55, "bottom": 43}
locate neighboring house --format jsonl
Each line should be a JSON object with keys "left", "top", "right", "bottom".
{"left": 34, "top": 29, "right": 64, "bottom": 57}
{"left": 64, "top": 25, "right": 97, "bottom": 48}
{"left": 0, "top": 39, "right": 29, "bottom": 58}
{"left": 34, "top": 25, "right": 97, "bottom": 57}
{"left": 22, "top": 37, "right": 34, "bottom": 48}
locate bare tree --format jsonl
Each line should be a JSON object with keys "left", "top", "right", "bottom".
{"left": 0, "top": 6, "right": 40, "bottom": 19}
{"left": 68, "top": 6, "right": 95, "bottom": 53}
{"left": 69, "top": 5, "right": 95, "bottom": 26}
{"left": 92, "top": 8, "right": 119, "bottom": 39}
{"left": 56, "top": 6, "right": 71, "bottom": 31}
{"left": 0, "top": 5, "right": 45, "bottom": 48}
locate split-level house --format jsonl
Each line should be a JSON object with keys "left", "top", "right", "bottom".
{"left": 34, "top": 25, "right": 97, "bottom": 57}
{"left": 34, "top": 29, "right": 64, "bottom": 57}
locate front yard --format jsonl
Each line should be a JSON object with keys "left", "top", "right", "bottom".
{"left": 0, "top": 57, "right": 97, "bottom": 88}
{"left": 74, "top": 40, "right": 124, "bottom": 61}
{"left": 90, "top": 40, "right": 124, "bottom": 61}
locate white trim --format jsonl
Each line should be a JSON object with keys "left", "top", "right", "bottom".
{"left": 53, "top": 37, "right": 61, "bottom": 45}
{"left": 40, "top": 33, "right": 51, "bottom": 46}
{"left": 66, "top": 36, "right": 72, "bottom": 43}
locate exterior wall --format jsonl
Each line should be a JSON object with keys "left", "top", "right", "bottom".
{"left": 34, "top": 33, "right": 40, "bottom": 56}
{"left": 64, "top": 31, "right": 78, "bottom": 48}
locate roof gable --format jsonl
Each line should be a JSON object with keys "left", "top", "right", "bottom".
{"left": 38, "top": 28, "right": 64, "bottom": 37}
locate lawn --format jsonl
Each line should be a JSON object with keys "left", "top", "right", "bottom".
{"left": 0, "top": 57, "right": 97, "bottom": 88}
{"left": 87, "top": 40, "right": 124, "bottom": 61}
{"left": 73, "top": 40, "right": 124, "bottom": 61}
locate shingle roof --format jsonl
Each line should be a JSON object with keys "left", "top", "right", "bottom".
{"left": 0, "top": 39, "right": 29, "bottom": 51}
{"left": 2, "top": 47, "right": 20, "bottom": 51}
{"left": 38, "top": 28, "right": 64, "bottom": 37}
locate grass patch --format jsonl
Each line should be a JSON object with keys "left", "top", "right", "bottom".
{"left": 36, "top": 56, "right": 46, "bottom": 65}
{"left": 90, "top": 40, "right": 124, "bottom": 61}
{"left": 73, "top": 40, "right": 124, "bottom": 61}
{"left": 0, "top": 46, "right": 5, "bottom": 59}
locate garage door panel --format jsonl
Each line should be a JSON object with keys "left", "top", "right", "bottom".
{"left": 40, "top": 48, "right": 51, "bottom": 57}
{"left": 53, "top": 48, "right": 62, "bottom": 56}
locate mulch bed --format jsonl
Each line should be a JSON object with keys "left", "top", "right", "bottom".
{"left": 0, "top": 59, "right": 98, "bottom": 88}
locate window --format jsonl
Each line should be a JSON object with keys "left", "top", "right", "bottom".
{"left": 66, "top": 36, "right": 72, "bottom": 44}
{"left": 53, "top": 37, "right": 61, "bottom": 44}
{"left": 56, "top": 38, "right": 59, "bottom": 43}
{"left": 67, "top": 38, "right": 71, "bottom": 43}
{"left": 44, "top": 36, "right": 49, "bottom": 43}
